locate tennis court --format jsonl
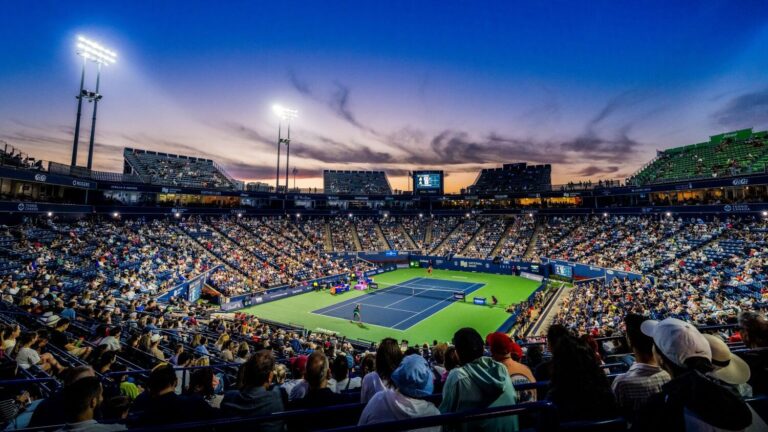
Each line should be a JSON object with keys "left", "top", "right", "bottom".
{"left": 240, "top": 268, "right": 540, "bottom": 343}
{"left": 312, "top": 277, "right": 485, "bottom": 330}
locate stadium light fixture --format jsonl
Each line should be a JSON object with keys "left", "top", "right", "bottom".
{"left": 237, "top": 213, "right": 243, "bottom": 218}
{"left": 47, "top": 212, "right": 53, "bottom": 217}
{"left": 665, "top": 212, "right": 672, "bottom": 217}
{"left": 112, "top": 212, "right": 119, "bottom": 218}
{"left": 71, "top": 36, "right": 117, "bottom": 170}
{"left": 296, "top": 213, "right": 301, "bottom": 218}
{"left": 419, "top": 213, "right": 423, "bottom": 218}
{"left": 174, "top": 212, "right": 181, "bottom": 218}
{"left": 77, "top": 36, "right": 117, "bottom": 65}
{"left": 465, "top": 213, "right": 470, "bottom": 218}
{"left": 762, "top": 211, "right": 767, "bottom": 217}
{"left": 603, "top": 212, "right": 608, "bottom": 217}
{"left": 348, "top": 213, "right": 353, "bottom": 218}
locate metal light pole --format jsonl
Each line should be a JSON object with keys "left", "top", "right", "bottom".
{"left": 284, "top": 121, "right": 290, "bottom": 193}
{"left": 272, "top": 105, "right": 298, "bottom": 194}
{"left": 71, "top": 36, "right": 116, "bottom": 169}
{"left": 275, "top": 122, "right": 282, "bottom": 192}
{"left": 86, "top": 62, "right": 102, "bottom": 170}
{"left": 71, "top": 56, "right": 86, "bottom": 167}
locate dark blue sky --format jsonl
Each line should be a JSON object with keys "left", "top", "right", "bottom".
{"left": 2, "top": 1, "right": 768, "bottom": 190}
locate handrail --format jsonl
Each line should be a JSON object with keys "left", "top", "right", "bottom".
{"left": 124, "top": 400, "right": 555, "bottom": 432}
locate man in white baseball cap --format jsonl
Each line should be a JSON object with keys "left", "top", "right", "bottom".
{"left": 634, "top": 318, "right": 766, "bottom": 432}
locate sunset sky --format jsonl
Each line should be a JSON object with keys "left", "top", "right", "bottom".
{"left": 2, "top": 1, "right": 768, "bottom": 192}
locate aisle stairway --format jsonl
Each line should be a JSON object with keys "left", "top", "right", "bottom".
{"left": 373, "top": 223, "right": 389, "bottom": 250}
{"left": 523, "top": 221, "right": 545, "bottom": 261}
{"left": 322, "top": 222, "right": 333, "bottom": 252}
{"left": 490, "top": 221, "right": 515, "bottom": 257}
{"left": 529, "top": 283, "right": 574, "bottom": 337}
{"left": 400, "top": 223, "right": 418, "bottom": 250}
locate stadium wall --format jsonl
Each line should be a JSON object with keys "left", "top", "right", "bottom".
{"left": 217, "top": 264, "right": 399, "bottom": 312}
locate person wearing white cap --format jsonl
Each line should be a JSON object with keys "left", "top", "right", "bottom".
{"left": 635, "top": 318, "right": 766, "bottom": 432}
{"left": 358, "top": 354, "right": 440, "bottom": 431}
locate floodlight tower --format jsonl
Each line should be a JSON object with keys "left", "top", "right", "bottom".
{"left": 272, "top": 105, "right": 298, "bottom": 193}
{"left": 71, "top": 36, "right": 117, "bottom": 169}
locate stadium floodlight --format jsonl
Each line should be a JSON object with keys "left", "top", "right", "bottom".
{"left": 112, "top": 212, "right": 119, "bottom": 218}
{"left": 77, "top": 36, "right": 117, "bottom": 65}
{"left": 465, "top": 213, "right": 470, "bottom": 218}
{"left": 272, "top": 105, "right": 298, "bottom": 120}
{"left": 46, "top": 212, "right": 53, "bottom": 217}
{"left": 237, "top": 213, "right": 243, "bottom": 218}
{"left": 348, "top": 213, "right": 353, "bottom": 218}
{"left": 419, "top": 213, "right": 423, "bottom": 218}
{"left": 296, "top": 213, "right": 301, "bottom": 218}
{"left": 273, "top": 104, "right": 298, "bottom": 194}
{"left": 665, "top": 212, "right": 672, "bottom": 217}
{"left": 174, "top": 212, "right": 181, "bottom": 218}
{"left": 71, "top": 36, "right": 117, "bottom": 170}
{"left": 603, "top": 212, "right": 608, "bottom": 217}
{"left": 762, "top": 211, "right": 767, "bottom": 217}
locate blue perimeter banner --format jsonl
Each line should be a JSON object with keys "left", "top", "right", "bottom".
{"left": 156, "top": 266, "right": 222, "bottom": 303}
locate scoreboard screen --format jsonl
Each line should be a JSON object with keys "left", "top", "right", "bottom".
{"left": 413, "top": 170, "right": 444, "bottom": 195}
{"left": 553, "top": 264, "right": 573, "bottom": 278}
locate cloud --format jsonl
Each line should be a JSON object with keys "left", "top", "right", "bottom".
{"left": 560, "top": 127, "right": 640, "bottom": 163}
{"left": 288, "top": 70, "right": 313, "bottom": 97}
{"left": 712, "top": 88, "right": 768, "bottom": 129}
{"left": 327, "top": 82, "right": 380, "bottom": 135}
{"left": 291, "top": 133, "right": 395, "bottom": 164}
{"left": 573, "top": 165, "right": 620, "bottom": 177}
{"left": 219, "top": 122, "right": 275, "bottom": 147}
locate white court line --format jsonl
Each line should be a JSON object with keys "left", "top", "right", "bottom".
{"left": 358, "top": 304, "right": 420, "bottom": 313}
{"left": 314, "top": 279, "right": 433, "bottom": 315}
{"left": 390, "top": 282, "right": 485, "bottom": 330}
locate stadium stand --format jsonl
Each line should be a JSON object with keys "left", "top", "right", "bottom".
{"left": 123, "top": 148, "right": 237, "bottom": 190}
{"left": 323, "top": 170, "right": 392, "bottom": 195}
{"left": 629, "top": 128, "right": 768, "bottom": 185}
{"left": 467, "top": 163, "right": 552, "bottom": 194}
{"left": 0, "top": 214, "right": 763, "bottom": 430}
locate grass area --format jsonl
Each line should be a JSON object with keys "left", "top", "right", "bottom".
{"left": 240, "top": 268, "right": 540, "bottom": 344}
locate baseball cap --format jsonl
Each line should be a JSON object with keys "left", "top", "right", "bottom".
{"left": 390, "top": 354, "right": 434, "bottom": 398}
{"left": 702, "top": 334, "right": 750, "bottom": 385}
{"left": 486, "top": 332, "right": 523, "bottom": 360}
{"left": 641, "top": 318, "right": 711, "bottom": 367}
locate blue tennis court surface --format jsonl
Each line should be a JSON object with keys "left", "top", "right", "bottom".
{"left": 312, "top": 277, "right": 484, "bottom": 330}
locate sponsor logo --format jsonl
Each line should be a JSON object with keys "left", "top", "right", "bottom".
{"left": 17, "top": 203, "right": 39, "bottom": 212}
{"left": 34, "top": 174, "right": 47, "bottom": 182}
{"left": 494, "top": 194, "right": 508, "bottom": 199}
{"left": 353, "top": 196, "right": 369, "bottom": 200}
{"left": 724, "top": 204, "right": 750, "bottom": 213}
{"left": 72, "top": 180, "right": 91, "bottom": 188}
{"left": 732, "top": 178, "right": 749, "bottom": 186}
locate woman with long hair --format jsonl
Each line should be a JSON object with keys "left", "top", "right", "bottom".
{"left": 546, "top": 335, "right": 618, "bottom": 421}
{"left": 360, "top": 337, "right": 403, "bottom": 403}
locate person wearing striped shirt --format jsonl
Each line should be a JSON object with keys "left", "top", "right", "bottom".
{"left": 611, "top": 314, "right": 670, "bottom": 421}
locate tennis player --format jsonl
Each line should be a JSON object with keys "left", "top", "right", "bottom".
{"left": 427, "top": 263, "right": 433, "bottom": 276}
{"left": 352, "top": 303, "right": 362, "bottom": 324}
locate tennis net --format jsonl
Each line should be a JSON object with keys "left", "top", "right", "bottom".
{"left": 370, "top": 282, "right": 467, "bottom": 301}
